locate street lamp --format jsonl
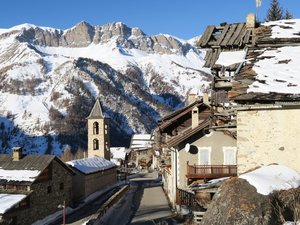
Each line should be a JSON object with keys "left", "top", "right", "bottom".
{"left": 58, "top": 200, "right": 66, "bottom": 225}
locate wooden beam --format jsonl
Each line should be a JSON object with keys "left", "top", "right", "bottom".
{"left": 199, "top": 26, "right": 215, "bottom": 47}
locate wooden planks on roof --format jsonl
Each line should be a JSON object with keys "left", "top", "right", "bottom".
{"left": 198, "top": 23, "right": 253, "bottom": 48}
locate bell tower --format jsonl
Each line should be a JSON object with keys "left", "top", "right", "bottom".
{"left": 87, "top": 99, "right": 110, "bottom": 160}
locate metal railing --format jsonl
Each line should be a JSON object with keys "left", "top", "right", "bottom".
{"left": 176, "top": 188, "right": 198, "bottom": 207}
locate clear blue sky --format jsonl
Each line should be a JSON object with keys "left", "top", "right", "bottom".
{"left": 1, "top": 0, "right": 299, "bottom": 39}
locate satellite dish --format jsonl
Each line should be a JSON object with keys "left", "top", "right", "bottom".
{"left": 184, "top": 143, "right": 190, "bottom": 153}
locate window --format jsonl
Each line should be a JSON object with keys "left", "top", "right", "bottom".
{"left": 93, "top": 139, "right": 99, "bottom": 150}
{"left": 93, "top": 122, "right": 99, "bottom": 135}
{"left": 223, "top": 147, "right": 237, "bottom": 165}
{"left": 59, "top": 182, "right": 64, "bottom": 190}
{"left": 198, "top": 147, "right": 211, "bottom": 165}
{"left": 47, "top": 185, "right": 52, "bottom": 194}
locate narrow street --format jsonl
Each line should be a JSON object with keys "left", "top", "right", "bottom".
{"left": 95, "top": 172, "right": 176, "bottom": 225}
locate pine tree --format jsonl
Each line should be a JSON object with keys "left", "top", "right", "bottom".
{"left": 266, "top": 0, "right": 283, "bottom": 21}
{"left": 284, "top": 9, "right": 293, "bottom": 19}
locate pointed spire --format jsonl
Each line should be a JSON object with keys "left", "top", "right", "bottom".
{"left": 87, "top": 99, "right": 104, "bottom": 119}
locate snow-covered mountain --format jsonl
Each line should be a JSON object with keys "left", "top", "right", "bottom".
{"left": 0, "top": 21, "right": 210, "bottom": 155}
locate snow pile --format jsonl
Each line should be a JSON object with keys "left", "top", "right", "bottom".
{"left": 240, "top": 165, "right": 300, "bottom": 195}
{"left": 0, "top": 169, "right": 40, "bottom": 182}
{"left": 0, "top": 194, "right": 27, "bottom": 213}
{"left": 264, "top": 19, "right": 300, "bottom": 38}
{"left": 66, "top": 156, "right": 116, "bottom": 174}
{"left": 215, "top": 50, "right": 246, "bottom": 67}
{"left": 248, "top": 46, "right": 300, "bottom": 94}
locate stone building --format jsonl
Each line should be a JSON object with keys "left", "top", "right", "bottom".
{"left": 237, "top": 104, "right": 300, "bottom": 174}
{"left": 67, "top": 157, "right": 117, "bottom": 203}
{"left": 0, "top": 147, "right": 74, "bottom": 225}
{"left": 198, "top": 17, "right": 300, "bottom": 175}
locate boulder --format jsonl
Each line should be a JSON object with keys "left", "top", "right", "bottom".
{"left": 201, "top": 178, "right": 279, "bottom": 225}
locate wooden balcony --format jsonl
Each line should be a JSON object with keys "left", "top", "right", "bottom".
{"left": 186, "top": 162, "right": 237, "bottom": 179}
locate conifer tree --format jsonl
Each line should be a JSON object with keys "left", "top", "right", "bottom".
{"left": 284, "top": 9, "right": 293, "bottom": 20}
{"left": 266, "top": 0, "right": 283, "bottom": 21}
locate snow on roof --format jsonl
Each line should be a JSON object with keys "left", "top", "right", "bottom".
{"left": 66, "top": 156, "right": 116, "bottom": 174}
{"left": 110, "top": 147, "right": 128, "bottom": 160}
{"left": 130, "top": 134, "right": 154, "bottom": 150}
{"left": 0, "top": 169, "right": 41, "bottom": 182}
{"left": 215, "top": 50, "right": 246, "bottom": 67}
{"left": 264, "top": 19, "right": 300, "bottom": 39}
{"left": 248, "top": 46, "right": 300, "bottom": 94}
{"left": 240, "top": 165, "right": 300, "bottom": 195}
{"left": 131, "top": 134, "right": 152, "bottom": 140}
{"left": 0, "top": 194, "right": 27, "bottom": 214}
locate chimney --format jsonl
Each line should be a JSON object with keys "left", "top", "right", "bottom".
{"left": 246, "top": 13, "right": 256, "bottom": 29}
{"left": 191, "top": 107, "right": 199, "bottom": 129}
{"left": 203, "top": 93, "right": 210, "bottom": 105}
{"left": 187, "top": 88, "right": 199, "bottom": 105}
{"left": 12, "top": 147, "right": 23, "bottom": 161}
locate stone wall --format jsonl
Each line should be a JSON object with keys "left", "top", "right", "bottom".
{"left": 3, "top": 159, "right": 73, "bottom": 225}
{"left": 237, "top": 107, "right": 300, "bottom": 174}
{"left": 72, "top": 168, "right": 117, "bottom": 202}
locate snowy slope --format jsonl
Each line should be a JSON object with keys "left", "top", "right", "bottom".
{"left": 0, "top": 21, "right": 210, "bottom": 155}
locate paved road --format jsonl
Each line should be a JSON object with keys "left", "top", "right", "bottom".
{"left": 95, "top": 172, "right": 175, "bottom": 225}
{"left": 130, "top": 184, "right": 174, "bottom": 225}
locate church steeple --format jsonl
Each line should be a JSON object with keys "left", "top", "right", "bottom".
{"left": 87, "top": 99, "right": 103, "bottom": 119}
{"left": 87, "top": 99, "right": 110, "bottom": 160}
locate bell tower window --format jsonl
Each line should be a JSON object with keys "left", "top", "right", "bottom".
{"left": 93, "top": 122, "right": 99, "bottom": 135}
{"left": 93, "top": 139, "right": 99, "bottom": 150}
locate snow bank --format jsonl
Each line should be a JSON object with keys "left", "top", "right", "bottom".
{"left": 0, "top": 169, "right": 40, "bottom": 182}
{"left": 66, "top": 156, "right": 116, "bottom": 174}
{"left": 240, "top": 165, "right": 300, "bottom": 195}
{"left": 0, "top": 194, "right": 27, "bottom": 213}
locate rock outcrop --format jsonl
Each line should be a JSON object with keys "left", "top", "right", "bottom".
{"left": 202, "top": 177, "right": 300, "bottom": 225}
{"left": 15, "top": 21, "right": 195, "bottom": 55}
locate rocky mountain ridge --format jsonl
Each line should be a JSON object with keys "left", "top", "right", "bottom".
{"left": 0, "top": 21, "right": 210, "bottom": 155}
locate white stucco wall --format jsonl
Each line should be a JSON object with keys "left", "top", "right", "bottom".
{"left": 237, "top": 107, "right": 300, "bottom": 174}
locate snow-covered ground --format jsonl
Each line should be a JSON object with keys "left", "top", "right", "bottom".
{"left": 240, "top": 165, "right": 300, "bottom": 195}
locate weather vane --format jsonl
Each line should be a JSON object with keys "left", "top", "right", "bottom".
{"left": 256, "top": 0, "right": 262, "bottom": 21}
